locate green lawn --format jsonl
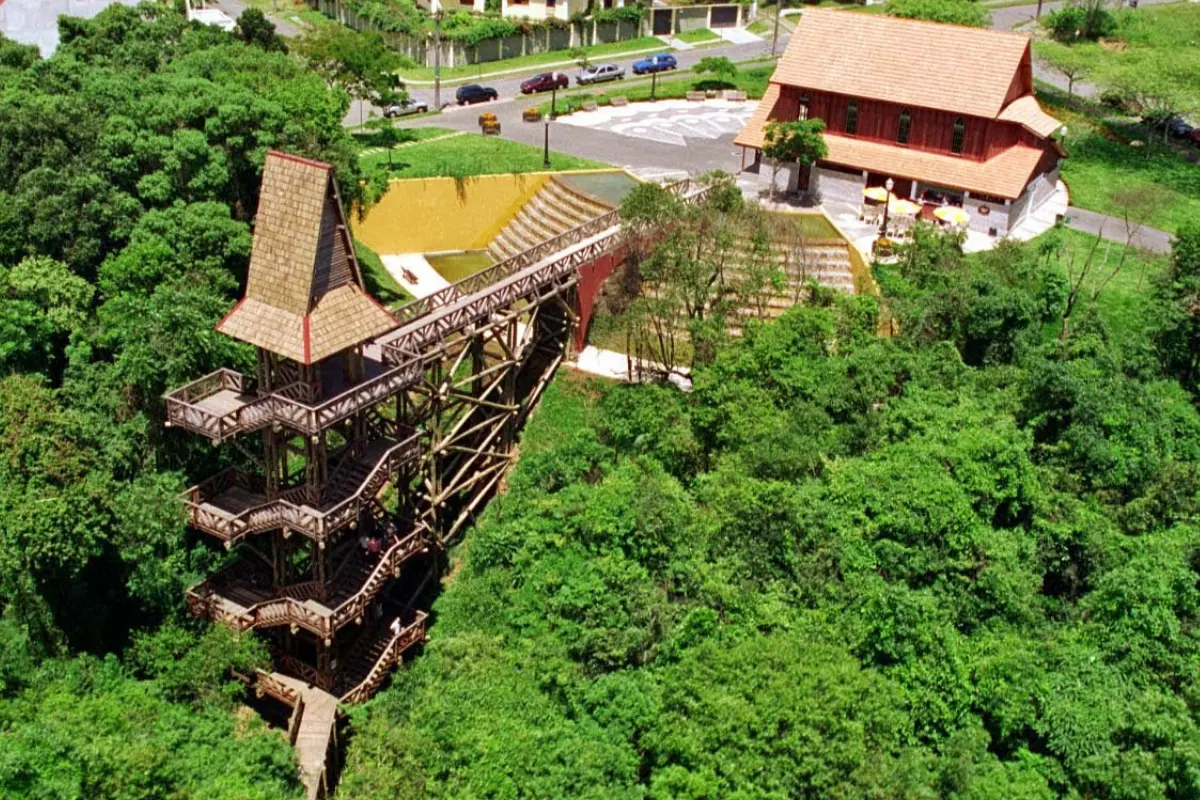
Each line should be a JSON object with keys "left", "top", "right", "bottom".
{"left": 674, "top": 28, "right": 721, "bottom": 44}
{"left": 1041, "top": 227, "right": 1169, "bottom": 344}
{"left": 746, "top": 19, "right": 772, "bottom": 34}
{"left": 359, "top": 128, "right": 608, "bottom": 179}
{"left": 1035, "top": 87, "right": 1200, "bottom": 234}
{"left": 396, "top": 37, "right": 669, "bottom": 84}
{"left": 538, "top": 64, "right": 774, "bottom": 115}
{"left": 355, "top": 240, "right": 411, "bottom": 308}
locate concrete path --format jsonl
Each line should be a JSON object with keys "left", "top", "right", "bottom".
{"left": 211, "top": 0, "right": 305, "bottom": 37}
{"left": 716, "top": 26, "right": 762, "bottom": 45}
{"left": 381, "top": 254, "right": 451, "bottom": 297}
{"left": 570, "top": 345, "right": 693, "bottom": 390}
{"left": 1065, "top": 206, "right": 1174, "bottom": 253}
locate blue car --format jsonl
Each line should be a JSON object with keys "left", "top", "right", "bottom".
{"left": 632, "top": 53, "right": 677, "bottom": 76}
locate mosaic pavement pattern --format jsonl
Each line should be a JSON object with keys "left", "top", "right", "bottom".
{"left": 556, "top": 99, "right": 756, "bottom": 147}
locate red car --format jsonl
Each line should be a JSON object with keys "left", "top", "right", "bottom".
{"left": 520, "top": 72, "right": 569, "bottom": 94}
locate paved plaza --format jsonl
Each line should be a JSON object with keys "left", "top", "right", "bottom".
{"left": 556, "top": 99, "right": 756, "bottom": 148}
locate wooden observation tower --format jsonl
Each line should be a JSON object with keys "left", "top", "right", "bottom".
{"left": 166, "top": 153, "right": 429, "bottom": 701}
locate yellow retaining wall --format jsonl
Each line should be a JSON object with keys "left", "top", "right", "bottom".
{"left": 352, "top": 173, "right": 550, "bottom": 255}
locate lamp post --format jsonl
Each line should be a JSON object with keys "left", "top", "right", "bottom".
{"left": 651, "top": 70, "right": 658, "bottom": 103}
{"left": 543, "top": 118, "right": 552, "bottom": 169}
{"left": 432, "top": 10, "right": 443, "bottom": 111}
{"left": 551, "top": 83, "right": 558, "bottom": 120}
{"left": 880, "top": 177, "right": 894, "bottom": 238}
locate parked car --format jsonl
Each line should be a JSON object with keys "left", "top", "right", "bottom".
{"left": 632, "top": 53, "right": 677, "bottom": 76}
{"left": 520, "top": 72, "right": 570, "bottom": 94}
{"left": 382, "top": 98, "right": 429, "bottom": 117}
{"left": 456, "top": 84, "right": 498, "bottom": 105}
{"left": 577, "top": 63, "right": 625, "bottom": 86}
{"left": 1167, "top": 117, "right": 1196, "bottom": 139}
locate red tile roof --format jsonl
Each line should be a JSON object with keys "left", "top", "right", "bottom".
{"left": 821, "top": 134, "right": 1044, "bottom": 199}
{"left": 998, "top": 95, "right": 1063, "bottom": 138}
{"left": 771, "top": 9, "right": 1032, "bottom": 119}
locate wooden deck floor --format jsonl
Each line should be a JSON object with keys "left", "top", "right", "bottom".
{"left": 270, "top": 673, "right": 339, "bottom": 800}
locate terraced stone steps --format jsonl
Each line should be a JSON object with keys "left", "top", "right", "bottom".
{"left": 488, "top": 178, "right": 615, "bottom": 261}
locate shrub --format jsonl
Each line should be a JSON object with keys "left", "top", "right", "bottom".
{"left": 1046, "top": 4, "right": 1116, "bottom": 43}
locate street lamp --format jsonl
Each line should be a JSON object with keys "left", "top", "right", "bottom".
{"left": 551, "top": 83, "right": 558, "bottom": 120}
{"left": 880, "top": 177, "right": 894, "bottom": 238}
{"left": 543, "top": 118, "right": 552, "bottom": 169}
{"left": 651, "top": 70, "right": 658, "bottom": 103}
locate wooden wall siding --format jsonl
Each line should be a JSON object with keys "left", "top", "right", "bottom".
{"left": 800, "top": 89, "right": 992, "bottom": 159}
{"left": 781, "top": 87, "right": 1056, "bottom": 165}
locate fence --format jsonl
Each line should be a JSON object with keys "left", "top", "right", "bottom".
{"left": 307, "top": 0, "right": 645, "bottom": 68}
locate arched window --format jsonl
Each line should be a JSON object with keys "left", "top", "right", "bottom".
{"left": 845, "top": 100, "right": 859, "bottom": 135}
{"left": 897, "top": 108, "right": 912, "bottom": 144}
{"left": 951, "top": 116, "right": 966, "bottom": 155}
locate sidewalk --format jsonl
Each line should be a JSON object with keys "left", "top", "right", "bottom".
{"left": 1065, "top": 207, "right": 1174, "bottom": 253}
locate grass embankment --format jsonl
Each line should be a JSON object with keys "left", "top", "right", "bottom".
{"left": 674, "top": 28, "right": 721, "bottom": 44}
{"left": 355, "top": 240, "right": 411, "bottom": 308}
{"left": 359, "top": 127, "right": 608, "bottom": 179}
{"left": 1047, "top": 227, "right": 1169, "bottom": 344}
{"left": 537, "top": 64, "right": 774, "bottom": 115}
{"left": 1031, "top": 4, "right": 1200, "bottom": 232}
{"left": 396, "top": 37, "right": 669, "bottom": 83}
{"left": 1035, "top": 86, "right": 1200, "bottom": 234}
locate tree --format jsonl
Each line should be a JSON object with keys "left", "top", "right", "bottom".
{"left": 294, "top": 24, "right": 406, "bottom": 124}
{"left": 885, "top": 0, "right": 992, "bottom": 28}
{"left": 761, "top": 118, "right": 828, "bottom": 200}
{"left": 235, "top": 7, "right": 287, "bottom": 53}
{"left": 1095, "top": 49, "right": 1200, "bottom": 144}
{"left": 1152, "top": 223, "right": 1200, "bottom": 394}
{"left": 365, "top": 116, "right": 408, "bottom": 169}
{"left": 693, "top": 56, "right": 738, "bottom": 89}
{"left": 1037, "top": 41, "right": 1096, "bottom": 99}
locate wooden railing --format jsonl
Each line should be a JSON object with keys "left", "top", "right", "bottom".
{"left": 380, "top": 179, "right": 711, "bottom": 363}
{"left": 181, "top": 431, "right": 422, "bottom": 544}
{"left": 338, "top": 612, "right": 428, "bottom": 705}
{"left": 163, "top": 358, "right": 424, "bottom": 442}
{"left": 255, "top": 668, "right": 301, "bottom": 707}
{"left": 188, "top": 526, "right": 430, "bottom": 638}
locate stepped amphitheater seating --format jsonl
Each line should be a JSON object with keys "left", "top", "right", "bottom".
{"left": 724, "top": 237, "right": 858, "bottom": 331}
{"left": 487, "top": 177, "right": 614, "bottom": 261}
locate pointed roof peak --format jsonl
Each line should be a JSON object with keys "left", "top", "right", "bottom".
{"left": 216, "top": 152, "right": 397, "bottom": 364}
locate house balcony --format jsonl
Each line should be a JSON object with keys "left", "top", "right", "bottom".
{"left": 163, "top": 353, "right": 423, "bottom": 443}
{"left": 187, "top": 523, "right": 430, "bottom": 640}
{"left": 181, "top": 430, "right": 422, "bottom": 546}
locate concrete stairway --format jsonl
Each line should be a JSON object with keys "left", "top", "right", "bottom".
{"left": 488, "top": 178, "right": 613, "bottom": 261}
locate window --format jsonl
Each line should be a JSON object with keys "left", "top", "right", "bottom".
{"left": 896, "top": 107, "right": 911, "bottom": 145}
{"left": 951, "top": 116, "right": 966, "bottom": 155}
{"left": 844, "top": 100, "right": 859, "bottom": 135}
{"left": 796, "top": 95, "right": 809, "bottom": 121}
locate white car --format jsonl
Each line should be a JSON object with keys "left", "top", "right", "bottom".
{"left": 577, "top": 63, "right": 625, "bottom": 86}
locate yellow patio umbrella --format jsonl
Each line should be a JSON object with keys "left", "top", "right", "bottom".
{"left": 888, "top": 198, "right": 921, "bottom": 215}
{"left": 862, "top": 185, "right": 896, "bottom": 202}
{"left": 934, "top": 206, "right": 970, "bottom": 226}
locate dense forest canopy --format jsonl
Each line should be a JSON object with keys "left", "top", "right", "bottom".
{"left": 339, "top": 221, "right": 1200, "bottom": 798}
{"left": 4, "top": 3, "right": 1200, "bottom": 799}
{"left": 0, "top": 5, "right": 355, "bottom": 796}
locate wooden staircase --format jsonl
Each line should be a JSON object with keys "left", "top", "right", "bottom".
{"left": 488, "top": 178, "right": 614, "bottom": 261}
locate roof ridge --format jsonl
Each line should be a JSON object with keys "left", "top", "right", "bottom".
{"left": 267, "top": 150, "right": 333, "bottom": 171}
{"left": 801, "top": 6, "right": 1032, "bottom": 40}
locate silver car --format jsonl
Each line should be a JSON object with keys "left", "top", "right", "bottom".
{"left": 577, "top": 63, "right": 625, "bottom": 86}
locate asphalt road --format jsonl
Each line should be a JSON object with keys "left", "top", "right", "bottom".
{"left": 346, "top": 38, "right": 780, "bottom": 126}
